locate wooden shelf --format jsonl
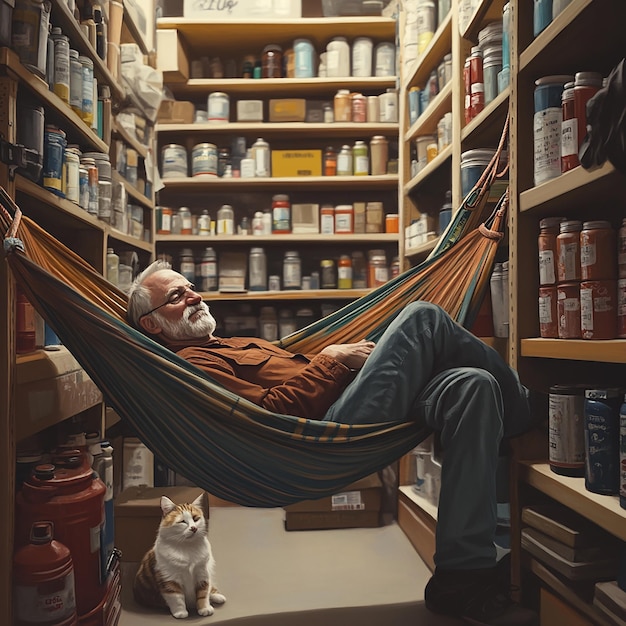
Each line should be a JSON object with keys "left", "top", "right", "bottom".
{"left": 156, "top": 122, "right": 399, "bottom": 139}
{"left": 165, "top": 77, "right": 397, "bottom": 99}
{"left": 48, "top": 0, "right": 125, "bottom": 101}
{"left": 405, "top": 238, "right": 438, "bottom": 260}
{"left": 199, "top": 289, "right": 373, "bottom": 301}
{"left": 518, "top": 462, "right": 626, "bottom": 541}
{"left": 112, "top": 120, "right": 149, "bottom": 159}
{"left": 112, "top": 171, "right": 154, "bottom": 210}
{"left": 405, "top": 82, "right": 452, "bottom": 142}
{"left": 403, "top": 12, "right": 453, "bottom": 90}
{"left": 520, "top": 338, "right": 626, "bottom": 364}
{"left": 157, "top": 17, "right": 396, "bottom": 53}
{"left": 403, "top": 145, "right": 453, "bottom": 195}
{"left": 461, "top": 87, "right": 510, "bottom": 144}
{"left": 122, "top": 0, "right": 151, "bottom": 55}
{"left": 461, "top": 0, "right": 507, "bottom": 43}
{"left": 398, "top": 485, "right": 438, "bottom": 521}
{"left": 105, "top": 227, "right": 153, "bottom": 252}
{"left": 0, "top": 48, "right": 109, "bottom": 154}
{"left": 159, "top": 174, "right": 400, "bottom": 192}
{"left": 156, "top": 233, "right": 399, "bottom": 245}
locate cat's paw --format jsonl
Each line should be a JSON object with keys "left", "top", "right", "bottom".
{"left": 210, "top": 592, "right": 226, "bottom": 605}
{"left": 171, "top": 609, "right": 188, "bottom": 619}
{"left": 197, "top": 605, "right": 214, "bottom": 617}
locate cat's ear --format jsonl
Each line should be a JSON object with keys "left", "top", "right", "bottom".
{"left": 191, "top": 493, "right": 207, "bottom": 515}
{"left": 160, "top": 495, "right": 176, "bottom": 516}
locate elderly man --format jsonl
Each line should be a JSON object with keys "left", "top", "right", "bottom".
{"left": 127, "top": 259, "right": 538, "bottom": 626}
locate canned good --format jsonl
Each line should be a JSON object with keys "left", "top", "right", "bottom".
{"left": 78, "top": 165, "right": 89, "bottom": 210}
{"left": 43, "top": 126, "right": 66, "bottom": 197}
{"left": 191, "top": 142, "right": 218, "bottom": 177}
{"left": 548, "top": 385, "right": 586, "bottom": 477}
{"left": 161, "top": 144, "right": 188, "bottom": 178}
{"left": 64, "top": 147, "right": 80, "bottom": 204}
{"left": 580, "top": 279, "right": 617, "bottom": 340}
{"left": 207, "top": 91, "right": 230, "bottom": 123}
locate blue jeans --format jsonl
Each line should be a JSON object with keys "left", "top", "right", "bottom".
{"left": 324, "top": 301, "right": 531, "bottom": 570}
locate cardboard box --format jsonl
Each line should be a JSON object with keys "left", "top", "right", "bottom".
{"left": 271, "top": 149, "right": 322, "bottom": 177}
{"left": 156, "top": 29, "right": 189, "bottom": 82}
{"left": 114, "top": 486, "right": 208, "bottom": 562}
{"left": 284, "top": 474, "right": 383, "bottom": 531}
{"left": 184, "top": 0, "right": 300, "bottom": 19}
{"left": 237, "top": 100, "right": 264, "bottom": 122}
{"left": 157, "top": 100, "right": 195, "bottom": 124}
{"left": 269, "top": 99, "right": 307, "bottom": 122}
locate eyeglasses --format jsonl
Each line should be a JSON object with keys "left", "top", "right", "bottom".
{"left": 139, "top": 283, "right": 196, "bottom": 320}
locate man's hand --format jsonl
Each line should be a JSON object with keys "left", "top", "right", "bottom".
{"left": 320, "top": 340, "right": 376, "bottom": 370}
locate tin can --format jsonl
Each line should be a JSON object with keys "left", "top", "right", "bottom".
{"left": 78, "top": 165, "right": 89, "bottom": 210}
{"left": 549, "top": 385, "right": 586, "bottom": 477}
{"left": 557, "top": 282, "right": 581, "bottom": 339}
{"left": 580, "top": 279, "right": 617, "bottom": 340}
{"left": 161, "top": 144, "right": 188, "bottom": 178}
{"left": 207, "top": 92, "right": 230, "bottom": 123}
{"left": 538, "top": 285, "right": 558, "bottom": 338}
{"left": 43, "top": 126, "right": 66, "bottom": 197}
{"left": 584, "top": 388, "right": 623, "bottom": 495}
{"left": 79, "top": 55, "right": 94, "bottom": 126}
{"left": 191, "top": 142, "right": 218, "bottom": 177}
{"left": 64, "top": 147, "right": 80, "bottom": 204}
{"left": 98, "top": 179, "right": 112, "bottom": 222}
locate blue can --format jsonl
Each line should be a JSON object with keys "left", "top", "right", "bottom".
{"left": 533, "top": 0, "right": 553, "bottom": 37}
{"left": 584, "top": 388, "right": 623, "bottom": 495}
{"left": 43, "top": 126, "right": 66, "bottom": 197}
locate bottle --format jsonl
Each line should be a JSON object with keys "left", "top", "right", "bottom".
{"left": 69, "top": 48, "right": 82, "bottom": 115}
{"left": 217, "top": 204, "right": 235, "bottom": 235}
{"left": 337, "top": 145, "right": 353, "bottom": 176}
{"left": 283, "top": 251, "right": 301, "bottom": 290}
{"left": 93, "top": 4, "right": 107, "bottom": 61}
{"left": 326, "top": 36, "right": 350, "bottom": 78}
{"left": 352, "top": 251, "right": 368, "bottom": 288}
{"left": 252, "top": 211, "right": 264, "bottom": 235}
{"left": 320, "top": 205, "right": 335, "bottom": 234}
{"left": 79, "top": 55, "right": 94, "bottom": 126}
{"left": 198, "top": 209, "right": 211, "bottom": 236}
{"left": 368, "top": 249, "right": 388, "bottom": 288}
{"left": 262, "top": 44, "right": 283, "bottom": 78}
{"left": 248, "top": 247, "right": 267, "bottom": 291}
{"left": 178, "top": 206, "right": 193, "bottom": 235}
{"left": 259, "top": 306, "right": 278, "bottom": 341}
{"left": 370, "top": 135, "right": 389, "bottom": 176}
{"left": 320, "top": 259, "right": 337, "bottom": 289}
{"left": 179, "top": 248, "right": 195, "bottom": 282}
{"left": 337, "top": 255, "right": 353, "bottom": 289}
{"left": 251, "top": 138, "right": 270, "bottom": 177}
{"left": 352, "top": 141, "right": 369, "bottom": 176}
{"left": 106, "top": 248, "right": 119, "bottom": 286}
{"left": 560, "top": 81, "right": 577, "bottom": 172}
{"left": 469, "top": 46, "right": 484, "bottom": 119}
{"left": 240, "top": 149, "right": 255, "bottom": 178}
{"left": 538, "top": 216, "right": 565, "bottom": 286}
{"left": 323, "top": 146, "right": 337, "bottom": 176}
{"left": 334, "top": 89, "right": 352, "bottom": 122}
{"left": 271, "top": 194, "right": 291, "bottom": 234}
{"left": 51, "top": 27, "right": 70, "bottom": 104}
{"left": 490, "top": 262, "right": 506, "bottom": 338}
{"left": 198, "top": 247, "right": 218, "bottom": 291}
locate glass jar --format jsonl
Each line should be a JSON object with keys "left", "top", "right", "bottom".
{"left": 283, "top": 251, "right": 301, "bottom": 290}
{"left": 580, "top": 220, "right": 616, "bottom": 281}
{"left": 198, "top": 247, "right": 218, "bottom": 291}
{"left": 368, "top": 249, "right": 388, "bottom": 288}
{"left": 262, "top": 44, "right": 283, "bottom": 78}
{"left": 249, "top": 247, "right": 267, "bottom": 291}
{"left": 538, "top": 216, "right": 565, "bottom": 286}
{"left": 556, "top": 219, "right": 582, "bottom": 282}
{"left": 323, "top": 146, "right": 337, "bottom": 176}
{"left": 320, "top": 259, "right": 337, "bottom": 289}
{"left": 560, "top": 81, "right": 577, "bottom": 172}
{"left": 217, "top": 204, "right": 235, "bottom": 235}
{"left": 271, "top": 194, "right": 291, "bottom": 234}
{"left": 337, "top": 145, "right": 353, "bottom": 176}
{"left": 178, "top": 206, "right": 193, "bottom": 235}
{"left": 179, "top": 248, "right": 195, "bottom": 283}
{"left": 337, "top": 255, "right": 353, "bottom": 289}
{"left": 352, "top": 140, "right": 369, "bottom": 176}
{"left": 351, "top": 251, "right": 368, "bottom": 288}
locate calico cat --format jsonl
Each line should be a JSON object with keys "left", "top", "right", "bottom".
{"left": 133, "top": 494, "right": 226, "bottom": 619}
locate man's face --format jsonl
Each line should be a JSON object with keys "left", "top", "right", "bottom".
{"left": 140, "top": 269, "right": 217, "bottom": 341}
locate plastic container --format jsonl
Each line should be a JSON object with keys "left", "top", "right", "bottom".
{"left": 533, "top": 0, "right": 553, "bottom": 37}
{"left": 326, "top": 37, "right": 350, "bottom": 77}
{"left": 351, "top": 37, "right": 373, "bottom": 77}
{"left": 161, "top": 144, "right": 188, "bottom": 178}
{"left": 374, "top": 42, "right": 395, "bottom": 77}
{"left": 249, "top": 248, "right": 267, "bottom": 291}
{"left": 294, "top": 38, "right": 315, "bottom": 78}
{"left": 217, "top": 204, "right": 235, "bottom": 235}
{"left": 283, "top": 251, "right": 301, "bottom": 290}
{"left": 271, "top": 194, "right": 291, "bottom": 234}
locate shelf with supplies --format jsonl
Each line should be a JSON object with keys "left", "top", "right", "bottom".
{"left": 460, "top": 0, "right": 508, "bottom": 43}
{"left": 405, "top": 82, "right": 452, "bottom": 142}
{"left": 520, "top": 338, "right": 626, "bottom": 364}
{"left": 156, "top": 17, "right": 397, "bottom": 53}
{"left": 165, "top": 77, "right": 398, "bottom": 99}
{"left": 460, "top": 86, "right": 509, "bottom": 146}
{"left": 199, "top": 288, "right": 372, "bottom": 302}
{"left": 111, "top": 171, "right": 154, "bottom": 210}
{"left": 159, "top": 175, "right": 400, "bottom": 192}
{"left": 404, "top": 237, "right": 438, "bottom": 261}
{"left": 112, "top": 119, "right": 149, "bottom": 159}
{"left": 0, "top": 48, "right": 108, "bottom": 154}
{"left": 157, "top": 122, "right": 400, "bottom": 138}
{"left": 156, "top": 233, "right": 398, "bottom": 244}
{"left": 122, "top": 0, "right": 152, "bottom": 56}
{"left": 403, "top": 145, "right": 452, "bottom": 195}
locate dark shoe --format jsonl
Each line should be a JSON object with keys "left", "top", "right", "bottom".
{"left": 424, "top": 564, "right": 538, "bottom": 626}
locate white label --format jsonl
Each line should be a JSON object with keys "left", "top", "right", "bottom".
{"left": 533, "top": 108, "right": 563, "bottom": 185}
{"left": 335, "top": 213, "right": 353, "bottom": 233}
{"left": 538, "top": 295, "right": 553, "bottom": 323}
{"left": 561, "top": 118, "right": 578, "bottom": 157}
{"left": 549, "top": 394, "right": 585, "bottom": 465}
{"left": 539, "top": 250, "right": 556, "bottom": 285}
{"left": 15, "top": 572, "right": 76, "bottom": 622}
{"left": 580, "top": 243, "right": 597, "bottom": 268}
{"left": 331, "top": 490, "right": 364, "bottom": 511}
{"left": 559, "top": 242, "right": 579, "bottom": 281}
{"left": 580, "top": 287, "right": 593, "bottom": 332}
{"left": 320, "top": 214, "right": 334, "bottom": 234}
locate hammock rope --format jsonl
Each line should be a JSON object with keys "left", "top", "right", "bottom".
{"left": 1, "top": 120, "right": 510, "bottom": 507}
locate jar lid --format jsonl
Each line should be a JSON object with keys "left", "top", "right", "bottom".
{"left": 272, "top": 194, "right": 289, "bottom": 201}
{"left": 263, "top": 44, "right": 283, "bottom": 53}
{"left": 250, "top": 247, "right": 265, "bottom": 254}
{"left": 321, "top": 259, "right": 335, "bottom": 267}
{"left": 180, "top": 248, "right": 193, "bottom": 256}
{"left": 559, "top": 220, "right": 582, "bottom": 232}
{"left": 285, "top": 251, "right": 299, "bottom": 257}
{"left": 574, "top": 72, "right": 603, "bottom": 87}
{"left": 539, "top": 216, "right": 565, "bottom": 229}
{"left": 582, "top": 220, "right": 612, "bottom": 230}
{"left": 535, "top": 75, "right": 574, "bottom": 86}
{"left": 70, "top": 49, "right": 78, "bottom": 58}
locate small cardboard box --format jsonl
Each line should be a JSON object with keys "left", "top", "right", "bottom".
{"left": 284, "top": 474, "right": 383, "bottom": 531}
{"left": 271, "top": 149, "right": 322, "bottom": 177}
{"left": 156, "top": 29, "right": 189, "bottom": 82}
{"left": 157, "top": 100, "right": 195, "bottom": 124}
{"left": 114, "top": 486, "right": 208, "bottom": 562}
{"left": 269, "top": 99, "right": 307, "bottom": 122}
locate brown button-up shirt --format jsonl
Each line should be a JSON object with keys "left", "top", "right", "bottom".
{"left": 164, "top": 336, "right": 354, "bottom": 421}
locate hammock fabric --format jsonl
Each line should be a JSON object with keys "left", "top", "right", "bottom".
{"left": 1, "top": 123, "right": 509, "bottom": 508}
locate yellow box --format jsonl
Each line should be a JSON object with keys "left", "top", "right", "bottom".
{"left": 156, "top": 29, "right": 189, "bottom": 82}
{"left": 271, "top": 150, "right": 322, "bottom": 177}
{"left": 269, "top": 99, "right": 307, "bottom": 122}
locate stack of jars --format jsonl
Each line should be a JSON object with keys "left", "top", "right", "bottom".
{"left": 538, "top": 217, "right": 624, "bottom": 340}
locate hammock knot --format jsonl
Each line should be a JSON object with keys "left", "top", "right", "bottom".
{"left": 478, "top": 223, "right": 503, "bottom": 241}
{"left": 3, "top": 236, "right": 25, "bottom": 255}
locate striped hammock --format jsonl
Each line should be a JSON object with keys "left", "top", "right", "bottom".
{"left": 2, "top": 129, "right": 509, "bottom": 507}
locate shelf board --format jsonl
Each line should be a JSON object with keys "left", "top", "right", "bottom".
{"left": 156, "top": 122, "right": 399, "bottom": 139}
{"left": 112, "top": 120, "right": 149, "bottom": 159}
{"left": 403, "top": 145, "right": 452, "bottom": 195}
{"left": 122, "top": 0, "right": 151, "bottom": 55}
{"left": 403, "top": 11, "right": 452, "bottom": 90}
{"left": 461, "top": 0, "right": 507, "bottom": 43}
{"left": 112, "top": 171, "right": 154, "bottom": 210}
{"left": 519, "top": 161, "right": 620, "bottom": 213}
{"left": 105, "top": 227, "right": 153, "bottom": 252}
{"left": 165, "top": 77, "right": 397, "bottom": 98}
{"left": 155, "top": 233, "right": 399, "bottom": 245}
{"left": 199, "top": 289, "right": 372, "bottom": 301}
{"left": 518, "top": 462, "right": 626, "bottom": 541}
{"left": 404, "top": 82, "right": 452, "bottom": 142}
{"left": 0, "top": 48, "right": 109, "bottom": 154}
{"left": 398, "top": 485, "right": 438, "bottom": 521}
{"left": 461, "top": 87, "right": 510, "bottom": 144}
{"left": 520, "top": 338, "right": 626, "bottom": 364}
{"left": 159, "top": 174, "right": 399, "bottom": 192}
{"left": 157, "top": 17, "right": 397, "bottom": 53}
{"left": 48, "top": 0, "right": 125, "bottom": 101}
{"left": 404, "top": 238, "right": 438, "bottom": 260}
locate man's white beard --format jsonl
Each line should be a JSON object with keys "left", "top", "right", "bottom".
{"left": 154, "top": 302, "right": 217, "bottom": 340}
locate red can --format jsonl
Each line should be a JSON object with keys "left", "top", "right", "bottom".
{"left": 580, "top": 279, "right": 617, "bottom": 340}
{"left": 557, "top": 282, "right": 581, "bottom": 339}
{"left": 539, "top": 285, "right": 558, "bottom": 338}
